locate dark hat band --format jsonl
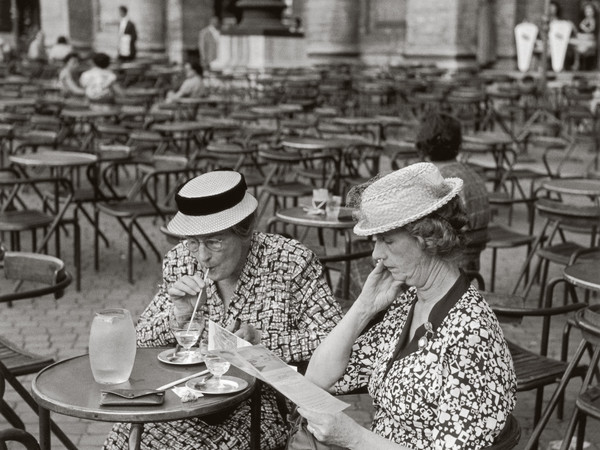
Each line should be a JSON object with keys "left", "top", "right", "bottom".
{"left": 175, "top": 174, "right": 247, "bottom": 216}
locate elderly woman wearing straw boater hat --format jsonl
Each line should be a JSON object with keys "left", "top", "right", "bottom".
{"left": 298, "top": 163, "right": 516, "bottom": 449}
{"left": 104, "top": 170, "right": 342, "bottom": 450}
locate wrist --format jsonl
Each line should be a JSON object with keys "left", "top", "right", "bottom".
{"left": 347, "top": 423, "right": 368, "bottom": 449}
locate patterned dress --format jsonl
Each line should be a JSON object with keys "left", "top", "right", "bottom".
{"left": 103, "top": 232, "right": 343, "bottom": 450}
{"left": 333, "top": 275, "right": 516, "bottom": 449}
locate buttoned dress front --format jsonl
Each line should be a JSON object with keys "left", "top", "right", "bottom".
{"left": 333, "top": 279, "right": 516, "bottom": 449}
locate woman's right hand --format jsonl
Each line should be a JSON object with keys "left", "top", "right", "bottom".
{"left": 355, "top": 260, "right": 403, "bottom": 316}
{"left": 168, "top": 274, "right": 206, "bottom": 320}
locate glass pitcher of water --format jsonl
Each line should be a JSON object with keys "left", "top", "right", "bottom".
{"left": 89, "top": 308, "right": 137, "bottom": 384}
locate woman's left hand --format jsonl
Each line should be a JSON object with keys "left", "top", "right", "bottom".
{"left": 298, "top": 408, "right": 362, "bottom": 448}
{"left": 232, "top": 323, "right": 261, "bottom": 344}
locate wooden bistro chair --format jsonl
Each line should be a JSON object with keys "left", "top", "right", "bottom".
{"left": 485, "top": 284, "right": 588, "bottom": 435}
{"left": 0, "top": 250, "right": 75, "bottom": 449}
{"left": 0, "top": 176, "right": 77, "bottom": 269}
{"left": 0, "top": 428, "right": 41, "bottom": 450}
{"left": 511, "top": 198, "right": 600, "bottom": 306}
{"left": 96, "top": 155, "right": 196, "bottom": 283}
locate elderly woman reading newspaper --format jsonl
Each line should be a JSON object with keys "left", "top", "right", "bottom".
{"left": 300, "top": 163, "right": 516, "bottom": 450}
{"left": 103, "top": 170, "right": 342, "bottom": 450}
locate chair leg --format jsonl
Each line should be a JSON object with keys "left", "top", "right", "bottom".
{"left": 576, "top": 414, "right": 586, "bottom": 450}
{"left": 128, "top": 221, "right": 135, "bottom": 284}
{"left": 74, "top": 215, "right": 81, "bottom": 291}
{"left": 536, "top": 259, "right": 550, "bottom": 308}
{"left": 490, "top": 248, "right": 497, "bottom": 292}
{"left": 533, "top": 386, "right": 544, "bottom": 426}
{"left": 0, "top": 365, "right": 77, "bottom": 450}
{"left": 0, "top": 399, "right": 25, "bottom": 429}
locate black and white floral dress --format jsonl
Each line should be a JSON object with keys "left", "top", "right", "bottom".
{"left": 333, "top": 275, "right": 516, "bottom": 449}
{"left": 103, "top": 232, "right": 342, "bottom": 450}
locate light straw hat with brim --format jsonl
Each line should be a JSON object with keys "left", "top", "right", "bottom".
{"left": 167, "top": 171, "right": 258, "bottom": 237}
{"left": 354, "top": 162, "right": 463, "bottom": 236}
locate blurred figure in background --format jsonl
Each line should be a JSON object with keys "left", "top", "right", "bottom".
{"left": 198, "top": 16, "right": 220, "bottom": 71}
{"left": 166, "top": 62, "right": 205, "bottom": 102}
{"left": 118, "top": 5, "right": 137, "bottom": 62}
{"left": 415, "top": 113, "right": 490, "bottom": 281}
{"left": 48, "top": 36, "right": 73, "bottom": 62}
{"left": 27, "top": 29, "right": 47, "bottom": 62}
{"left": 57, "top": 52, "right": 85, "bottom": 96}
{"left": 80, "top": 52, "right": 123, "bottom": 105}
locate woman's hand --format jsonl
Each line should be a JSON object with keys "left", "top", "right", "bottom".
{"left": 232, "top": 323, "right": 261, "bottom": 345}
{"left": 298, "top": 408, "right": 363, "bottom": 448}
{"left": 355, "top": 260, "right": 403, "bottom": 316}
{"left": 168, "top": 274, "right": 206, "bottom": 320}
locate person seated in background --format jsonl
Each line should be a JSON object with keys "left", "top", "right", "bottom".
{"left": 415, "top": 112, "right": 490, "bottom": 280}
{"left": 48, "top": 36, "right": 73, "bottom": 62}
{"left": 165, "top": 61, "right": 205, "bottom": 102}
{"left": 0, "top": 38, "right": 14, "bottom": 63}
{"left": 27, "top": 29, "right": 47, "bottom": 62}
{"left": 299, "top": 162, "right": 516, "bottom": 449}
{"left": 79, "top": 52, "right": 123, "bottom": 105}
{"left": 57, "top": 52, "right": 84, "bottom": 96}
{"left": 103, "top": 170, "right": 343, "bottom": 450}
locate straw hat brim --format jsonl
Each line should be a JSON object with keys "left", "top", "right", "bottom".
{"left": 167, "top": 193, "right": 258, "bottom": 237}
{"left": 353, "top": 178, "right": 463, "bottom": 236}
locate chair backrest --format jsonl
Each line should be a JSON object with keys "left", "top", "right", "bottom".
{"left": 0, "top": 251, "right": 72, "bottom": 303}
{"left": 576, "top": 304, "right": 600, "bottom": 346}
{"left": 0, "top": 428, "right": 41, "bottom": 450}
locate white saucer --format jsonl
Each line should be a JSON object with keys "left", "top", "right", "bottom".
{"left": 157, "top": 348, "right": 204, "bottom": 366}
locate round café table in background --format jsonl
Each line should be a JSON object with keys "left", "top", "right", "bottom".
{"left": 32, "top": 348, "right": 259, "bottom": 450}
{"left": 273, "top": 206, "right": 358, "bottom": 299}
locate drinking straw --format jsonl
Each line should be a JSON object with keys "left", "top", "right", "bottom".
{"left": 186, "top": 268, "right": 210, "bottom": 333}
{"left": 156, "top": 369, "right": 210, "bottom": 391}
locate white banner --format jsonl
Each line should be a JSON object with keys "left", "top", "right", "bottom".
{"left": 515, "top": 22, "right": 538, "bottom": 72}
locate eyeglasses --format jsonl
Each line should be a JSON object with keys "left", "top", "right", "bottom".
{"left": 182, "top": 237, "right": 224, "bottom": 252}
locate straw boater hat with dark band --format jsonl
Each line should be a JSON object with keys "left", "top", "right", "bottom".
{"left": 167, "top": 171, "right": 258, "bottom": 236}
{"left": 353, "top": 162, "right": 463, "bottom": 236}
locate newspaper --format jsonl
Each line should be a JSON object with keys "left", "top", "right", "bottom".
{"left": 208, "top": 320, "right": 349, "bottom": 414}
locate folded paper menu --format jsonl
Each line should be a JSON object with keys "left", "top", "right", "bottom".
{"left": 208, "top": 320, "right": 349, "bottom": 414}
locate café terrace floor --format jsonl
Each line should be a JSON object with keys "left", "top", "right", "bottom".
{"left": 1, "top": 146, "right": 599, "bottom": 450}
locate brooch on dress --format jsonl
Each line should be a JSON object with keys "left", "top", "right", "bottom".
{"left": 417, "top": 322, "right": 434, "bottom": 350}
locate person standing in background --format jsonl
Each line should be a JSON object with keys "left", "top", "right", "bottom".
{"left": 118, "top": 5, "right": 137, "bottom": 62}
{"left": 198, "top": 16, "right": 220, "bottom": 71}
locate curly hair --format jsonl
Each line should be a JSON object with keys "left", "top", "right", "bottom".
{"left": 403, "top": 196, "right": 468, "bottom": 262}
{"left": 229, "top": 211, "right": 256, "bottom": 239}
{"left": 415, "top": 113, "right": 462, "bottom": 162}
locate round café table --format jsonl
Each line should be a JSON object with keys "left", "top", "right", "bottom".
{"left": 541, "top": 178, "right": 600, "bottom": 198}
{"left": 60, "top": 108, "right": 121, "bottom": 151}
{"left": 9, "top": 150, "right": 99, "bottom": 290}
{"left": 152, "top": 121, "right": 212, "bottom": 158}
{"left": 462, "top": 131, "right": 515, "bottom": 191}
{"left": 32, "top": 348, "right": 260, "bottom": 450}
{"left": 563, "top": 263, "right": 600, "bottom": 292}
{"left": 273, "top": 206, "right": 358, "bottom": 299}
{"left": 281, "top": 136, "right": 371, "bottom": 193}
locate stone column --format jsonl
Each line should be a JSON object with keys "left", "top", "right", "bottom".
{"left": 303, "top": 0, "right": 360, "bottom": 61}
{"left": 129, "top": 0, "right": 166, "bottom": 55}
{"left": 493, "top": 0, "right": 519, "bottom": 68}
{"left": 67, "top": 0, "right": 94, "bottom": 53}
{"left": 166, "top": 0, "right": 184, "bottom": 63}
{"left": 404, "top": 0, "right": 477, "bottom": 67}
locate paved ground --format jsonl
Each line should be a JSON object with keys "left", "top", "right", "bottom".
{"left": 1, "top": 142, "right": 599, "bottom": 449}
